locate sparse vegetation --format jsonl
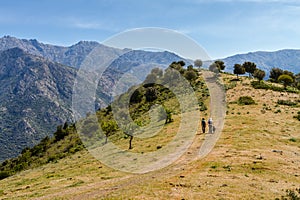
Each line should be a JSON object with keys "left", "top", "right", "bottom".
{"left": 294, "top": 111, "right": 300, "bottom": 121}
{"left": 0, "top": 123, "right": 84, "bottom": 180}
{"left": 276, "top": 188, "right": 300, "bottom": 200}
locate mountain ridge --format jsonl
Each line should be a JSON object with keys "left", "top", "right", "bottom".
{"left": 220, "top": 49, "right": 300, "bottom": 75}
{"left": 2, "top": 35, "right": 299, "bottom": 75}
{"left": 0, "top": 47, "right": 77, "bottom": 161}
{"left": 0, "top": 37, "right": 191, "bottom": 162}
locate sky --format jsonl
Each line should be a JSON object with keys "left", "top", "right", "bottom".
{"left": 1, "top": 0, "right": 300, "bottom": 59}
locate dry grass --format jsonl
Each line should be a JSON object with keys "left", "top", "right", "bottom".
{"left": 0, "top": 74, "right": 299, "bottom": 200}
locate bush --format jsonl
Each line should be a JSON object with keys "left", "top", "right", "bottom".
{"left": 200, "top": 103, "right": 207, "bottom": 111}
{"left": 184, "top": 70, "right": 197, "bottom": 81}
{"left": 294, "top": 111, "right": 300, "bottom": 121}
{"left": 278, "top": 74, "right": 294, "bottom": 88}
{"left": 224, "top": 82, "right": 237, "bottom": 91}
{"left": 130, "top": 88, "right": 144, "bottom": 103}
{"left": 165, "top": 109, "right": 173, "bottom": 124}
{"left": 275, "top": 188, "right": 300, "bottom": 200}
{"left": 289, "top": 138, "right": 297, "bottom": 142}
{"left": 251, "top": 81, "right": 299, "bottom": 94}
{"left": 275, "top": 109, "right": 282, "bottom": 114}
{"left": 54, "top": 125, "right": 69, "bottom": 142}
{"left": 0, "top": 171, "right": 10, "bottom": 180}
{"left": 277, "top": 100, "right": 298, "bottom": 107}
{"left": 145, "top": 87, "right": 157, "bottom": 102}
{"left": 238, "top": 96, "right": 255, "bottom": 105}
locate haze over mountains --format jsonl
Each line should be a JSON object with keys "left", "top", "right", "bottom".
{"left": 0, "top": 35, "right": 299, "bottom": 162}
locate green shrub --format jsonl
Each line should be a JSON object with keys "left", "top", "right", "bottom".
{"left": 275, "top": 188, "right": 300, "bottom": 200}
{"left": 238, "top": 96, "right": 255, "bottom": 105}
{"left": 294, "top": 111, "right": 300, "bottom": 121}
{"left": 0, "top": 171, "right": 10, "bottom": 180}
{"left": 224, "top": 82, "right": 237, "bottom": 91}
{"left": 277, "top": 100, "right": 298, "bottom": 107}
{"left": 200, "top": 104, "right": 207, "bottom": 111}
{"left": 54, "top": 125, "right": 69, "bottom": 142}
{"left": 165, "top": 109, "right": 173, "bottom": 124}
{"left": 251, "top": 81, "right": 299, "bottom": 94}
{"left": 289, "top": 138, "right": 297, "bottom": 142}
{"left": 275, "top": 109, "right": 282, "bottom": 114}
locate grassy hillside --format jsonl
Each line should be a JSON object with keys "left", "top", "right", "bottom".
{"left": 0, "top": 72, "right": 299, "bottom": 199}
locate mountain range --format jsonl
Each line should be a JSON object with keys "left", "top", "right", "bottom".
{"left": 221, "top": 49, "right": 300, "bottom": 76}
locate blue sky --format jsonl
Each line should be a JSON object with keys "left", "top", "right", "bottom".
{"left": 1, "top": 0, "right": 300, "bottom": 59}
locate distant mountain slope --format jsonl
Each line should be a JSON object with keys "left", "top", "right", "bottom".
{"left": 0, "top": 37, "right": 190, "bottom": 162}
{"left": 221, "top": 49, "right": 300, "bottom": 76}
{"left": 0, "top": 36, "right": 127, "bottom": 69}
{"left": 99, "top": 50, "right": 189, "bottom": 100}
{"left": 0, "top": 47, "right": 76, "bottom": 161}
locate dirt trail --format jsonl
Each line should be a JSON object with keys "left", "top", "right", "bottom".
{"left": 37, "top": 70, "right": 227, "bottom": 200}
{"left": 198, "top": 71, "right": 226, "bottom": 158}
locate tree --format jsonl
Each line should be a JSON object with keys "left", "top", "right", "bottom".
{"left": 145, "top": 87, "right": 157, "bottom": 102}
{"left": 294, "top": 73, "right": 300, "bottom": 89}
{"left": 194, "top": 59, "right": 203, "bottom": 70}
{"left": 270, "top": 68, "right": 295, "bottom": 83}
{"left": 253, "top": 69, "right": 266, "bottom": 81}
{"left": 233, "top": 64, "right": 245, "bottom": 78}
{"left": 162, "top": 68, "right": 181, "bottom": 86}
{"left": 283, "top": 70, "right": 295, "bottom": 81}
{"left": 184, "top": 70, "right": 197, "bottom": 81}
{"left": 169, "top": 61, "right": 184, "bottom": 72}
{"left": 144, "top": 73, "right": 157, "bottom": 84}
{"left": 101, "top": 120, "right": 118, "bottom": 144}
{"left": 215, "top": 60, "right": 226, "bottom": 72}
{"left": 54, "top": 125, "right": 68, "bottom": 141}
{"left": 209, "top": 63, "right": 219, "bottom": 73}
{"left": 269, "top": 68, "right": 283, "bottom": 82}
{"left": 151, "top": 67, "right": 163, "bottom": 78}
{"left": 165, "top": 109, "right": 173, "bottom": 124}
{"left": 177, "top": 60, "right": 186, "bottom": 67}
{"left": 124, "top": 123, "right": 137, "bottom": 149}
{"left": 278, "top": 74, "right": 294, "bottom": 89}
{"left": 187, "top": 65, "right": 194, "bottom": 71}
{"left": 242, "top": 62, "right": 257, "bottom": 77}
{"left": 130, "top": 88, "right": 144, "bottom": 103}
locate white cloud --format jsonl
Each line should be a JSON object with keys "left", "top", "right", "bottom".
{"left": 64, "top": 17, "right": 120, "bottom": 32}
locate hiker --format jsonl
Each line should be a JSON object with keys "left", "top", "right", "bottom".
{"left": 208, "top": 117, "right": 213, "bottom": 133}
{"left": 201, "top": 118, "right": 206, "bottom": 133}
